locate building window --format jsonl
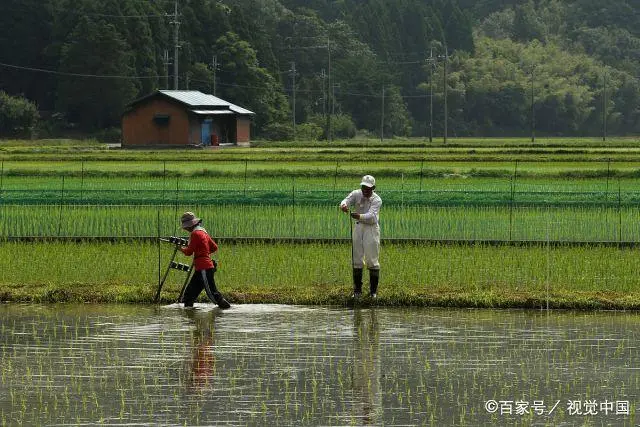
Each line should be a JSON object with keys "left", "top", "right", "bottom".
{"left": 153, "top": 114, "right": 170, "bottom": 126}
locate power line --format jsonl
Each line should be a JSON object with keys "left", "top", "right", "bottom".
{"left": 0, "top": 62, "right": 164, "bottom": 80}
{"left": 2, "top": 1, "right": 168, "bottom": 19}
{"left": 0, "top": 60, "right": 438, "bottom": 99}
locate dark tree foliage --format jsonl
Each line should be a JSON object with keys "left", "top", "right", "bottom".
{"left": 0, "top": 0, "right": 639, "bottom": 137}
{"left": 0, "top": 0, "right": 56, "bottom": 109}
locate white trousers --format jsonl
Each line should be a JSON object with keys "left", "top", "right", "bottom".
{"left": 352, "top": 223, "right": 380, "bottom": 269}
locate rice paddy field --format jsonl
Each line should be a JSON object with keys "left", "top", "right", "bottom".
{"left": 2, "top": 138, "right": 640, "bottom": 308}
{"left": 0, "top": 304, "right": 638, "bottom": 426}
{"left": 2, "top": 138, "right": 640, "bottom": 425}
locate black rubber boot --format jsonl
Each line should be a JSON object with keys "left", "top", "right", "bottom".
{"left": 369, "top": 269, "right": 379, "bottom": 298}
{"left": 352, "top": 268, "right": 363, "bottom": 297}
{"left": 213, "top": 292, "right": 231, "bottom": 309}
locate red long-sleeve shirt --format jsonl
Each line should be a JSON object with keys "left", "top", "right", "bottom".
{"left": 180, "top": 227, "right": 218, "bottom": 271}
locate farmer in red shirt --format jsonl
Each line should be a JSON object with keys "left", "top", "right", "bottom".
{"left": 179, "top": 211, "right": 231, "bottom": 309}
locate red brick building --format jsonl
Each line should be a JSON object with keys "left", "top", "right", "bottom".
{"left": 122, "top": 90, "right": 254, "bottom": 147}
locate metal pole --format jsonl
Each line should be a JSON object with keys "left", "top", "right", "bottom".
{"left": 327, "top": 38, "right": 332, "bottom": 143}
{"left": 162, "top": 160, "right": 166, "bottom": 204}
{"left": 80, "top": 160, "right": 84, "bottom": 203}
{"left": 58, "top": 176, "right": 65, "bottom": 237}
{"left": 157, "top": 210, "right": 161, "bottom": 292}
{"left": 334, "top": 161, "right": 339, "bottom": 238}
{"left": 0, "top": 160, "right": 4, "bottom": 200}
{"left": 172, "top": 1, "right": 180, "bottom": 90}
{"left": 603, "top": 71, "right": 607, "bottom": 142}
{"left": 380, "top": 86, "right": 385, "bottom": 141}
{"left": 606, "top": 158, "right": 611, "bottom": 200}
{"left": 510, "top": 161, "right": 518, "bottom": 241}
{"left": 429, "top": 49, "right": 434, "bottom": 143}
{"left": 509, "top": 176, "right": 514, "bottom": 241}
{"left": 174, "top": 176, "right": 179, "bottom": 234}
{"left": 321, "top": 68, "right": 326, "bottom": 138}
{"left": 443, "top": 49, "right": 448, "bottom": 144}
{"left": 243, "top": 159, "right": 248, "bottom": 197}
{"left": 211, "top": 55, "right": 217, "bottom": 95}
{"left": 546, "top": 214, "right": 550, "bottom": 311}
{"left": 163, "top": 49, "right": 170, "bottom": 89}
{"left": 292, "top": 177, "right": 296, "bottom": 238}
{"left": 333, "top": 161, "right": 338, "bottom": 198}
{"left": 332, "top": 83, "right": 338, "bottom": 141}
{"left": 531, "top": 67, "right": 535, "bottom": 143}
{"left": 618, "top": 178, "right": 622, "bottom": 244}
{"left": 401, "top": 172, "right": 404, "bottom": 208}
{"left": 291, "top": 62, "right": 296, "bottom": 140}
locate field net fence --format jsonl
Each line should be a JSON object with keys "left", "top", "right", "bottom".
{"left": 2, "top": 172, "right": 640, "bottom": 243}
{"left": 1, "top": 203, "right": 640, "bottom": 244}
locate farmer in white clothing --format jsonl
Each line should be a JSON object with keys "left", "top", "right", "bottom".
{"left": 340, "top": 175, "right": 382, "bottom": 298}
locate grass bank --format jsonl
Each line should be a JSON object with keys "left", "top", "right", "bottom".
{"left": 1, "top": 241, "right": 639, "bottom": 310}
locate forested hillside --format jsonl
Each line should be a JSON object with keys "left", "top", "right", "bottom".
{"left": 0, "top": 0, "right": 639, "bottom": 139}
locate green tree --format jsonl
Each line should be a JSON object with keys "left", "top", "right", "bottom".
{"left": 187, "top": 62, "right": 215, "bottom": 94}
{"left": 215, "top": 32, "right": 289, "bottom": 132}
{"left": 383, "top": 86, "right": 412, "bottom": 137}
{"left": 56, "top": 16, "right": 137, "bottom": 130}
{"left": 0, "top": 92, "right": 39, "bottom": 138}
{"left": 0, "top": 0, "right": 56, "bottom": 109}
{"left": 512, "top": 1, "right": 546, "bottom": 42}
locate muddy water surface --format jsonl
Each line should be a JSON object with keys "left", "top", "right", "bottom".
{"left": 0, "top": 304, "right": 638, "bottom": 426}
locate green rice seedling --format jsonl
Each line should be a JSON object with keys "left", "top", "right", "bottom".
{"left": 2, "top": 203, "right": 640, "bottom": 242}
{"left": 3, "top": 239, "right": 640, "bottom": 308}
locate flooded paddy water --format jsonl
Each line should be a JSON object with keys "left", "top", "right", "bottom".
{"left": 0, "top": 303, "right": 638, "bottom": 426}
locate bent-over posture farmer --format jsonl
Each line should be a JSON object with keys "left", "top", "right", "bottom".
{"left": 180, "top": 211, "right": 231, "bottom": 309}
{"left": 340, "top": 175, "right": 382, "bottom": 298}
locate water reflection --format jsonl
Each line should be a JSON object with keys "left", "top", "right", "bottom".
{"left": 183, "top": 309, "right": 218, "bottom": 391}
{"left": 1, "top": 305, "right": 638, "bottom": 426}
{"left": 351, "top": 308, "right": 382, "bottom": 424}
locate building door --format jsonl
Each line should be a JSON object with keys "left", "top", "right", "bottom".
{"left": 201, "top": 119, "right": 212, "bottom": 146}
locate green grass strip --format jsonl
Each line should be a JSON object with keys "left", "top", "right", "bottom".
{"left": 1, "top": 241, "right": 639, "bottom": 309}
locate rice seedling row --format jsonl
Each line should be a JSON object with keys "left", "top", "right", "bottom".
{"left": 3, "top": 159, "right": 640, "bottom": 179}
{"left": 1, "top": 204, "right": 640, "bottom": 243}
{"left": 3, "top": 174, "right": 640, "bottom": 209}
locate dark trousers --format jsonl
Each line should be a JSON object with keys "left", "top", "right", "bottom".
{"left": 183, "top": 268, "right": 219, "bottom": 307}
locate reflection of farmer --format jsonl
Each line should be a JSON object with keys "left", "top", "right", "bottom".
{"left": 351, "top": 308, "right": 382, "bottom": 424}
{"left": 179, "top": 211, "right": 231, "bottom": 309}
{"left": 340, "top": 175, "right": 382, "bottom": 298}
{"left": 184, "top": 309, "right": 217, "bottom": 390}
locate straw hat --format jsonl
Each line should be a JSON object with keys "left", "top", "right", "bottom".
{"left": 181, "top": 211, "right": 201, "bottom": 228}
{"left": 360, "top": 175, "right": 376, "bottom": 188}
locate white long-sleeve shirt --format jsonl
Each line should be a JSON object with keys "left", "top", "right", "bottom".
{"left": 340, "top": 190, "right": 382, "bottom": 225}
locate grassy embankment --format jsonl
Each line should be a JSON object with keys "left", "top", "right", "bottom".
{"left": 1, "top": 241, "right": 640, "bottom": 309}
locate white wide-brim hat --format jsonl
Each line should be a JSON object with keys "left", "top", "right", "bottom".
{"left": 360, "top": 175, "right": 376, "bottom": 188}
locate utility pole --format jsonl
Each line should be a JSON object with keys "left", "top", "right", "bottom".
{"left": 327, "top": 37, "right": 332, "bottom": 143}
{"left": 426, "top": 48, "right": 435, "bottom": 142}
{"left": 162, "top": 49, "right": 171, "bottom": 89}
{"left": 380, "top": 86, "right": 385, "bottom": 141}
{"left": 320, "top": 68, "right": 326, "bottom": 121}
{"left": 290, "top": 62, "right": 297, "bottom": 139}
{"left": 169, "top": 1, "right": 181, "bottom": 90}
{"left": 211, "top": 55, "right": 218, "bottom": 95}
{"left": 443, "top": 48, "right": 448, "bottom": 144}
{"left": 603, "top": 70, "right": 607, "bottom": 142}
{"left": 531, "top": 66, "right": 535, "bottom": 143}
